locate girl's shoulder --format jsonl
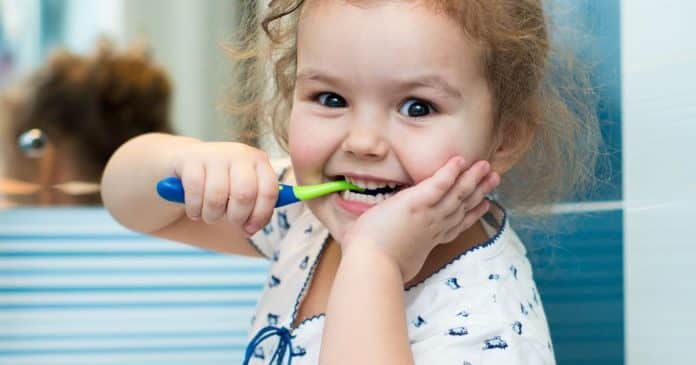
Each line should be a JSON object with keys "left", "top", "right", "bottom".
{"left": 405, "top": 202, "right": 555, "bottom": 363}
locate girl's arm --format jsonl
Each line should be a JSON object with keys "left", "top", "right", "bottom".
{"left": 101, "top": 132, "right": 199, "bottom": 233}
{"left": 319, "top": 243, "right": 414, "bottom": 365}
{"left": 101, "top": 132, "right": 278, "bottom": 256}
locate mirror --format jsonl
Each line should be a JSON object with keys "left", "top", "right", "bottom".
{"left": 0, "top": 0, "right": 249, "bottom": 207}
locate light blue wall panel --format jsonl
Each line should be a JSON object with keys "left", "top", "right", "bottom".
{"left": 0, "top": 207, "right": 269, "bottom": 365}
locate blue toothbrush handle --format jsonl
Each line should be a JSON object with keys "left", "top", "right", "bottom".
{"left": 156, "top": 177, "right": 186, "bottom": 204}
{"left": 156, "top": 177, "right": 300, "bottom": 207}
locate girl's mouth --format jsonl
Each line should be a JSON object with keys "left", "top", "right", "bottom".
{"left": 329, "top": 175, "right": 407, "bottom": 207}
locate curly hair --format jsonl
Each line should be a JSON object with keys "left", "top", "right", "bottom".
{"left": 226, "top": 0, "right": 603, "bottom": 216}
{"left": 2, "top": 40, "right": 173, "bottom": 204}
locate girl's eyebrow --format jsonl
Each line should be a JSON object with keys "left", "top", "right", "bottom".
{"left": 398, "top": 75, "right": 462, "bottom": 99}
{"left": 296, "top": 68, "right": 343, "bottom": 85}
{"left": 296, "top": 68, "right": 462, "bottom": 99}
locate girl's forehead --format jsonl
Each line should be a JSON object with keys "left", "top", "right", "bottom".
{"left": 295, "top": 0, "right": 486, "bottom": 85}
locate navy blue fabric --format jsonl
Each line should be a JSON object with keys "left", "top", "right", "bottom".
{"left": 243, "top": 326, "right": 295, "bottom": 365}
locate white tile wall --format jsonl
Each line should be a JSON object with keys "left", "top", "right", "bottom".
{"left": 622, "top": 2, "right": 696, "bottom": 364}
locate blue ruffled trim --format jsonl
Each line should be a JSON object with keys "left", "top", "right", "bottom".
{"left": 289, "top": 234, "right": 331, "bottom": 331}
{"left": 247, "top": 238, "right": 272, "bottom": 260}
{"left": 404, "top": 198, "right": 508, "bottom": 292}
{"left": 291, "top": 313, "right": 326, "bottom": 332}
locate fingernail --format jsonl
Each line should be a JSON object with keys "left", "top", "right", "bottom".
{"left": 244, "top": 223, "right": 258, "bottom": 235}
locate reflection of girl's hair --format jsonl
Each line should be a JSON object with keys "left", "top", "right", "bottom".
{"left": 1, "top": 39, "right": 173, "bottom": 204}
{"left": 226, "top": 0, "right": 604, "bottom": 220}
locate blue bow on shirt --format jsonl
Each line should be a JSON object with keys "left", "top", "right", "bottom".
{"left": 243, "top": 325, "right": 295, "bottom": 365}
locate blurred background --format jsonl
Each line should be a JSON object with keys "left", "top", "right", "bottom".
{"left": 0, "top": 0, "right": 693, "bottom": 364}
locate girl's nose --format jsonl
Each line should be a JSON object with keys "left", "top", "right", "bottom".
{"left": 340, "top": 125, "right": 389, "bottom": 160}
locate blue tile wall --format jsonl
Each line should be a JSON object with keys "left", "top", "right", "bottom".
{"left": 522, "top": 209, "right": 624, "bottom": 365}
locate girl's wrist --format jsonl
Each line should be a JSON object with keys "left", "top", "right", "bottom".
{"left": 341, "top": 239, "right": 404, "bottom": 281}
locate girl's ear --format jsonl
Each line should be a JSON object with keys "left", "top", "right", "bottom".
{"left": 489, "top": 122, "right": 536, "bottom": 175}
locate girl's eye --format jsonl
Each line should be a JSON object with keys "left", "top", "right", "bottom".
{"left": 316, "top": 92, "right": 347, "bottom": 108}
{"left": 399, "top": 98, "right": 435, "bottom": 118}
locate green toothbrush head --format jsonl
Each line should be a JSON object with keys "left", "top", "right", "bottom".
{"left": 292, "top": 180, "right": 365, "bottom": 202}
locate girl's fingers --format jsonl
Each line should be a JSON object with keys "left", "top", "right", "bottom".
{"left": 201, "top": 162, "right": 230, "bottom": 224}
{"left": 180, "top": 164, "right": 205, "bottom": 221}
{"left": 417, "top": 157, "right": 468, "bottom": 207}
{"left": 243, "top": 161, "right": 278, "bottom": 234}
{"left": 433, "top": 160, "right": 490, "bottom": 216}
{"left": 226, "top": 165, "right": 258, "bottom": 229}
{"left": 460, "top": 172, "right": 499, "bottom": 210}
{"left": 443, "top": 193, "right": 471, "bottom": 222}
{"left": 441, "top": 199, "right": 491, "bottom": 242}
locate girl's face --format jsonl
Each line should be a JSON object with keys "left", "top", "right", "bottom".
{"left": 289, "top": 1, "right": 497, "bottom": 239}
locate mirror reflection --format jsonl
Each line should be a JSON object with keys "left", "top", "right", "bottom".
{"left": 1, "top": 40, "right": 173, "bottom": 206}
{"left": 0, "top": 0, "right": 244, "bottom": 207}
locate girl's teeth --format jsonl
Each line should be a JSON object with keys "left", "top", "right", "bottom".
{"left": 341, "top": 190, "right": 393, "bottom": 205}
{"left": 346, "top": 177, "right": 394, "bottom": 190}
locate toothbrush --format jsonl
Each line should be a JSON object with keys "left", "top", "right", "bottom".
{"left": 156, "top": 177, "right": 365, "bottom": 207}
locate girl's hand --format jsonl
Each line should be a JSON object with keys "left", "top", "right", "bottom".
{"left": 171, "top": 141, "right": 278, "bottom": 236}
{"left": 340, "top": 156, "right": 500, "bottom": 282}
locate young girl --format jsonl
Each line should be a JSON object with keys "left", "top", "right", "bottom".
{"left": 102, "top": 0, "right": 600, "bottom": 364}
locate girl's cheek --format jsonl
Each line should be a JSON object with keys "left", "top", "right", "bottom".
{"left": 400, "top": 126, "right": 493, "bottom": 184}
{"left": 289, "top": 141, "right": 321, "bottom": 173}
{"left": 288, "top": 113, "right": 329, "bottom": 184}
{"left": 400, "top": 146, "right": 463, "bottom": 184}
